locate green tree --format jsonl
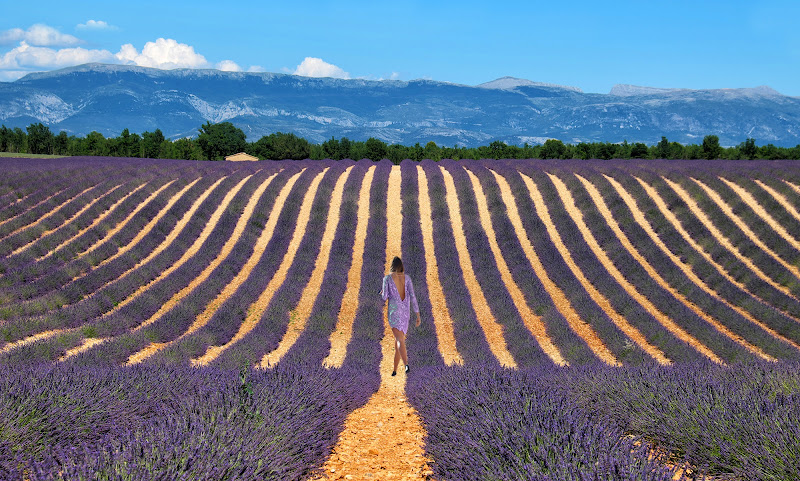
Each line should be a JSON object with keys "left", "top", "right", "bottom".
{"left": 540, "top": 139, "right": 566, "bottom": 159}
{"left": 197, "top": 121, "right": 247, "bottom": 160}
{"left": 142, "top": 129, "right": 166, "bottom": 159}
{"left": 739, "top": 138, "right": 757, "bottom": 160}
{"left": 364, "top": 137, "right": 388, "bottom": 161}
{"left": 630, "top": 142, "right": 649, "bottom": 159}
{"left": 423, "top": 141, "right": 441, "bottom": 161}
{"left": 656, "top": 136, "right": 670, "bottom": 159}
{"left": 702, "top": 135, "right": 722, "bottom": 160}
{"left": 26, "top": 123, "right": 54, "bottom": 154}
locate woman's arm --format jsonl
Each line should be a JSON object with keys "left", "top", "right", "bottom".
{"left": 408, "top": 277, "right": 420, "bottom": 326}
{"left": 381, "top": 274, "right": 389, "bottom": 301}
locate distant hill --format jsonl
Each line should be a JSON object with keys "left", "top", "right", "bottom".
{"left": 1, "top": 63, "right": 799, "bottom": 147}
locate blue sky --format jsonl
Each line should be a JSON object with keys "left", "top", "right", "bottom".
{"left": 1, "top": 0, "right": 798, "bottom": 95}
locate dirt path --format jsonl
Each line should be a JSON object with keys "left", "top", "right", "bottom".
{"left": 79, "top": 180, "right": 175, "bottom": 259}
{"left": 691, "top": 177, "right": 800, "bottom": 281}
{"left": 0, "top": 328, "right": 70, "bottom": 356}
{"left": 0, "top": 187, "right": 68, "bottom": 229}
{"left": 603, "top": 174, "right": 784, "bottom": 360}
{"left": 465, "top": 168, "right": 571, "bottom": 366}
{"left": 783, "top": 179, "right": 800, "bottom": 196}
{"left": 318, "top": 165, "right": 432, "bottom": 481}
{"left": 514, "top": 171, "right": 669, "bottom": 365}
{"left": 439, "top": 166, "right": 517, "bottom": 368}
{"left": 324, "top": 166, "right": 376, "bottom": 368}
{"left": 661, "top": 176, "right": 796, "bottom": 299}
{"left": 59, "top": 337, "right": 107, "bottom": 361}
{"left": 126, "top": 171, "right": 303, "bottom": 365}
{"left": 38, "top": 182, "right": 148, "bottom": 261}
{"left": 721, "top": 177, "right": 800, "bottom": 251}
{"left": 547, "top": 173, "right": 723, "bottom": 364}
{"left": 415, "top": 166, "right": 463, "bottom": 366}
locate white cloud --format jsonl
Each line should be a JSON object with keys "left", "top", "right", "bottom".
{"left": 77, "top": 20, "right": 118, "bottom": 31}
{"left": 247, "top": 65, "right": 266, "bottom": 72}
{"left": 0, "top": 24, "right": 82, "bottom": 47}
{"left": 0, "top": 41, "right": 115, "bottom": 70}
{"left": 216, "top": 59, "right": 242, "bottom": 72}
{"left": 115, "top": 38, "right": 209, "bottom": 69}
{"left": 293, "top": 57, "right": 349, "bottom": 79}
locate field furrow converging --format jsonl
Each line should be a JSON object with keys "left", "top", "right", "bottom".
{"left": 0, "top": 187, "right": 68, "bottom": 229}
{"left": 546, "top": 172, "right": 723, "bottom": 364}
{"left": 661, "top": 176, "right": 797, "bottom": 299}
{"left": 415, "top": 166, "right": 463, "bottom": 366}
{"left": 755, "top": 179, "right": 800, "bottom": 226}
{"left": 465, "top": 168, "right": 573, "bottom": 366}
{"left": 125, "top": 170, "right": 304, "bottom": 365}
{"left": 324, "top": 165, "right": 376, "bottom": 368}
{"left": 439, "top": 166, "right": 516, "bottom": 368}
{"left": 605, "top": 174, "right": 798, "bottom": 357}
{"left": 691, "top": 177, "right": 800, "bottom": 281}
{"left": 721, "top": 177, "right": 800, "bottom": 251}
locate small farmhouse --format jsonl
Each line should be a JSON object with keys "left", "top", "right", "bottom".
{"left": 225, "top": 152, "right": 259, "bottom": 161}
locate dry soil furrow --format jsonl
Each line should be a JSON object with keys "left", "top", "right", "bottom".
{"left": 414, "top": 165, "right": 463, "bottom": 366}
{"left": 606, "top": 175, "right": 793, "bottom": 358}
{"left": 548, "top": 173, "right": 723, "bottom": 364}
{"left": 94, "top": 177, "right": 200, "bottom": 269}
{"left": 721, "top": 177, "right": 800, "bottom": 251}
{"left": 124, "top": 171, "right": 301, "bottom": 365}
{"left": 109, "top": 175, "right": 238, "bottom": 314}
{"left": 440, "top": 166, "right": 517, "bottom": 368}
{"left": 9, "top": 183, "right": 122, "bottom": 257}
{"left": 324, "top": 165, "right": 376, "bottom": 368}
{"left": 466, "top": 168, "right": 571, "bottom": 366}
{"left": 38, "top": 182, "right": 148, "bottom": 261}
{"left": 783, "top": 179, "right": 800, "bottom": 196}
{"left": 1, "top": 184, "right": 99, "bottom": 241}
{"left": 0, "top": 328, "right": 71, "bottom": 356}
{"left": 59, "top": 337, "right": 107, "bottom": 361}
{"left": 515, "top": 171, "right": 669, "bottom": 365}
{"left": 198, "top": 167, "right": 340, "bottom": 367}
{"left": 755, "top": 179, "right": 800, "bottom": 225}
{"left": 661, "top": 176, "right": 796, "bottom": 299}
{"left": 0, "top": 187, "right": 68, "bottom": 229}
{"left": 691, "top": 177, "right": 800, "bottom": 280}
{"left": 319, "top": 165, "right": 431, "bottom": 481}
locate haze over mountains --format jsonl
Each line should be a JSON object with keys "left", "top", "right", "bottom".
{"left": 1, "top": 63, "right": 798, "bottom": 147}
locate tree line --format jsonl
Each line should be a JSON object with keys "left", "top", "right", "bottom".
{"left": 3, "top": 122, "right": 800, "bottom": 162}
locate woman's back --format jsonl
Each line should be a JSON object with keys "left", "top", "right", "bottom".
{"left": 392, "top": 272, "right": 406, "bottom": 301}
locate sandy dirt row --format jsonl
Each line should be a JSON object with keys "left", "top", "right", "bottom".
{"left": 0, "top": 328, "right": 70, "bottom": 355}
{"left": 38, "top": 182, "right": 148, "bottom": 262}
{"left": 415, "top": 166, "right": 463, "bottom": 366}
{"left": 547, "top": 172, "right": 724, "bottom": 364}
{"left": 692, "top": 177, "right": 800, "bottom": 281}
{"left": 319, "top": 165, "right": 431, "bottom": 481}
{"left": 324, "top": 166, "right": 376, "bottom": 368}
{"left": 663, "top": 176, "right": 796, "bottom": 299}
{"left": 755, "top": 179, "right": 800, "bottom": 227}
{"left": 516, "top": 171, "right": 669, "bottom": 365}
{"left": 479, "top": 168, "right": 605, "bottom": 366}
{"left": 0, "top": 187, "right": 69, "bottom": 229}
{"left": 439, "top": 166, "right": 517, "bottom": 368}
{"left": 602, "top": 174, "right": 781, "bottom": 360}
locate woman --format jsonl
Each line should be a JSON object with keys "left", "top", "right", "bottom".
{"left": 381, "top": 256, "right": 421, "bottom": 376}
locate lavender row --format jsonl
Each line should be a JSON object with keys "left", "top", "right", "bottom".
{"left": 421, "top": 160, "right": 502, "bottom": 366}
{"left": 0, "top": 363, "right": 365, "bottom": 480}
{"left": 399, "top": 161, "right": 446, "bottom": 368}
{"left": 60, "top": 168, "right": 297, "bottom": 367}
{"left": 153, "top": 164, "right": 339, "bottom": 365}
{"left": 604, "top": 169, "right": 800, "bottom": 359}
{"left": 406, "top": 364, "right": 678, "bottom": 481}
{"left": 470, "top": 162, "right": 655, "bottom": 365}
{"left": 511, "top": 162, "right": 704, "bottom": 363}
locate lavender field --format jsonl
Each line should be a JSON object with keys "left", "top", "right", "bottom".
{"left": 1, "top": 156, "right": 800, "bottom": 480}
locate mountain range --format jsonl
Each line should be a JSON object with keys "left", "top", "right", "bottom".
{"left": 1, "top": 63, "right": 799, "bottom": 147}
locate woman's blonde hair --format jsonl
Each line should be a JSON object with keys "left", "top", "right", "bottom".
{"left": 390, "top": 256, "right": 404, "bottom": 273}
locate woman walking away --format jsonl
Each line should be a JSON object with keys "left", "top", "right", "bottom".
{"left": 381, "top": 256, "right": 421, "bottom": 376}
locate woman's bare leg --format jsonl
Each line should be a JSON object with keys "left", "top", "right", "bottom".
{"left": 392, "top": 328, "right": 408, "bottom": 370}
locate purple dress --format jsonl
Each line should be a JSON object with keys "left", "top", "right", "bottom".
{"left": 381, "top": 274, "right": 419, "bottom": 335}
